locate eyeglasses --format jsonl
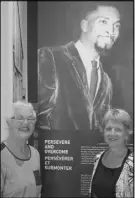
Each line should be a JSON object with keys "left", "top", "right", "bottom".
{"left": 11, "top": 117, "right": 36, "bottom": 124}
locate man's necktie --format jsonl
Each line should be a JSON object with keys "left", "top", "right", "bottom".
{"left": 89, "top": 60, "right": 98, "bottom": 102}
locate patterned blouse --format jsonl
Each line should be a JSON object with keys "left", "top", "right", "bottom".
{"left": 89, "top": 149, "right": 133, "bottom": 198}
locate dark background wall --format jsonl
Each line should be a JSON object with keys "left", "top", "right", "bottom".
{"left": 28, "top": 1, "right": 133, "bottom": 120}
{"left": 37, "top": 1, "right": 133, "bottom": 120}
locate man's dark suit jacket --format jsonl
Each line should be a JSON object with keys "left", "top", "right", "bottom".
{"left": 37, "top": 41, "right": 113, "bottom": 130}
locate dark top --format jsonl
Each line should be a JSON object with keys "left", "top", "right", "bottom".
{"left": 91, "top": 148, "right": 131, "bottom": 198}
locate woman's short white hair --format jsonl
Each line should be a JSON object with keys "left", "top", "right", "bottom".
{"left": 102, "top": 108, "right": 133, "bottom": 134}
{"left": 11, "top": 100, "right": 36, "bottom": 118}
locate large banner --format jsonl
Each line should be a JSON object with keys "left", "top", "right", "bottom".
{"left": 27, "top": 1, "right": 133, "bottom": 198}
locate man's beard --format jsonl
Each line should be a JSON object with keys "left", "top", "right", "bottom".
{"left": 95, "top": 42, "right": 110, "bottom": 56}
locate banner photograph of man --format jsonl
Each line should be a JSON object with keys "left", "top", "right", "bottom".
{"left": 28, "top": 1, "right": 133, "bottom": 197}
{"left": 37, "top": 3, "right": 123, "bottom": 131}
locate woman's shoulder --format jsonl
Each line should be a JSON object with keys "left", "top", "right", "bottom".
{"left": 28, "top": 145, "right": 40, "bottom": 169}
{"left": 94, "top": 151, "right": 105, "bottom": 163}
{"left": 1, "top": 141, "right": 9, "bottom": 162}
{"left": 128, "top": 150, "right": 133, "bottom": 158}
{"left": 29, "top": 145, "right": 40, "bottom": 158}
{"left": 123, "top": 150, "right": 134, "bottom": 178}
{"left": 126, "top": 150, "right": 133, "bottom": 165}
{"left": 0, "top": 142, "right": 6, "bottom": 152}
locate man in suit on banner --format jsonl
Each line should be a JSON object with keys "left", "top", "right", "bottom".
{"left": 37, "top": 4, "right": 121, "bottom": 131}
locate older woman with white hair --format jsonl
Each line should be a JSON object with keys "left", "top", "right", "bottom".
{"left": 89, "top": 108, "right": 133, "bottom": 198}
{"left": 1, "top": 101, "right": 42, "bottom": 197}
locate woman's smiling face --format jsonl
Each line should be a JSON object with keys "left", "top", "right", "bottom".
{"left": 104, "top": 119, "right": 128, "bottom": 148}
{"left": 8, "top": 106, "right": 36, "bottom": 140}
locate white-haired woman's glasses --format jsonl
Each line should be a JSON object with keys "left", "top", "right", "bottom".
{"left": 11, "top": 116, "right": 36, "bottom": 124}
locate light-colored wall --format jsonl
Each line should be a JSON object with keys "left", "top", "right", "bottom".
{"left": 1, "top": 2, "right": 27, "bottom": 142}
{"left": 1, "top": 2, "right": 14, "bottom": 142}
